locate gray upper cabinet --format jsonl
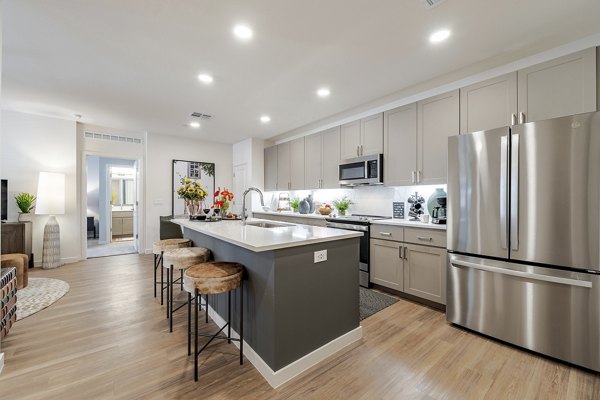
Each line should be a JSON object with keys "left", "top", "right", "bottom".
{"left": 264, "top": 145, "right": 278, "bottom": 191}
{"left": 340, "top": 113, "right": 383, "bottom": 159}
{"left": 460, "top": 72, "right": 518, "bottom": 134}
{"left": 384, "top": 103, "right": 417, "bottom": 186}
{"left": 304, "top": 133, "right": 322, "bottom": 190}
{"left": 460, "top": 48, "right": 597, "bottom": 135}
{"left": 276, "top": 142, "right": 290, "bottom": 190}
{"left": 321, "top": 127, "right": 341, "bottom": 188}
{"left": 417, "top": 90, "right": 459, "bottom": 185}
{"left": 289, "top": 137, "right": 305, "bottom": 190}
{"left": 340, "top": 120, "right": 361, "bottom": 159}
{"left": 304, "top": 126, "right": 341, "bottom": 190}
{"left": 361, "top": 113, "right": 384, "bottom": 156}
{"left": 518, "top": 47, "right": 596, "bottom": 123}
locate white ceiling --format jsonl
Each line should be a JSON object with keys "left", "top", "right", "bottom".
{"left": 3, "top": 0, "right": 600, "bottom": 143}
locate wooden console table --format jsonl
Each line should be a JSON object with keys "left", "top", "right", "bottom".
{"left": 1, "top": 221, "right": 34, "bottom": 268}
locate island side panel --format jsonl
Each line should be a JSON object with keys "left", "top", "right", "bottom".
{"left": 182, "top": 227, "right": 277, "bottom": 369}
{"left": 272, "top": 237, "right": 360, "bottom": 371}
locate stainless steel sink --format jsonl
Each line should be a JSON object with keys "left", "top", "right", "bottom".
{"left": 245, "top": 221, "right": 294, "bottom": 228}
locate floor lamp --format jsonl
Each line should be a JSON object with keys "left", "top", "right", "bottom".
{"left": 36, "top": 172, "right": 65, "bottom": 269}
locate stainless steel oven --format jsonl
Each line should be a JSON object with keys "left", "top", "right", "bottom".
{"left": 339, "top": 154, "right": 383, "bottom": 187}
{"left": 326, "top": 214, "right": 387, "bottom": 288}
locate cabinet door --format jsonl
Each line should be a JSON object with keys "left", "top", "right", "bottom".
{"left": 370, "top": 238, "right": 403, "bottom": 291}
{"left": 304, "top": 133, "right": 322, "bottom": 190}
{"left": 264, "top": 146, "right": 278, "bottom": 191}
{"left": 518, "top": 47, "right": 596, "bottom": 123}
{"left": 289, "top": 137, "right": 305, "bottom": 190}
{"left": 122, "top": 217, "right": 134, "bottom": 235}
{"left": 384, "top": 104, "right": 417, "bottom": 186}
{"left": 340, "top": 120, "right": 361, "bottom": 159}
{"left": 277, "top": 142, "right": 291, "bottom": 191}
{"left": 460, "top": 72, "right": 518, "bottom": 134}
{"left": 112, "top": 217, "right": 123, "bottom": 236}
{"left": 417, "top": 90, "right": 459, "bottom": 185}
{"left": 321, "top": 126, "right": 341, "bottom": 189}
{"left": 361, "top": 113, "right": 383, "bottom": 156}
{"left": 403, "top": 244, "right": 446, "bottom": 304}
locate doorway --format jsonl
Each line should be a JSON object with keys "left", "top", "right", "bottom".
{"left": 86, "top": 156, "right": 138, "bottom": 258}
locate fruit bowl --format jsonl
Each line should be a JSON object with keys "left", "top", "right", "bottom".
{"left": 318, "top": 207, "right": 333, "bottom": 215}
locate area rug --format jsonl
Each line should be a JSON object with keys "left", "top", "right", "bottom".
{"left": 16, "top": 278, "right": 70, "bottom": 320}
{"left": 360, "top": 287, "right": 399, "bottom": 321}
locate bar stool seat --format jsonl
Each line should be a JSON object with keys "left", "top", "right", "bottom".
{"left": 163, "top": 247, "right": 210, "bottom": 332}
{"left": 152, "top": 238, "right": 191, "bottom": 305}
{"left": 184, "top": 262, "right": 245, "bottom": 382}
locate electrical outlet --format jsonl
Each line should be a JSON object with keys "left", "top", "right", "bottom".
{"left": 314, "top": 250, "right": 327, "bottom": 263}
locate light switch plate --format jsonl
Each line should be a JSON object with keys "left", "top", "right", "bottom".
{"left": 314, "top": 250, "right": 327, "bottom": 263}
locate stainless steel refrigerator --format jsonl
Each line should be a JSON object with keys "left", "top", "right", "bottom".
{"left": 447, "top": 111, "right": 600, "bottom": 371}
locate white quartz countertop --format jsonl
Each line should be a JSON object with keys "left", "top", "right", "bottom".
{"left": 172, "top": 218, "right": 363, "bottom": 252}
{"left": 252, "top": 210, "right": 330, "bottom": 220}
{"left": 373, "top": 218, "right": 447, "bottom": 231}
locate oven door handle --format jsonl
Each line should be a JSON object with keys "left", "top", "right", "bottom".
{"left": 325, "top": 222, "right": 368, "bottom": 232}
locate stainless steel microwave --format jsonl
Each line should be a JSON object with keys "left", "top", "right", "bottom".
{"left": 339, "top": 154, "right": 383, "bottom": 186}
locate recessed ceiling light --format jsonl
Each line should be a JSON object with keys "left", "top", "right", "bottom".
{"left": 189, "top": 121, "right": 201, "bottom": 128}
{"left": 317, "top": 88, "right": 331, "bottom": 98}
{"left": 429, "top": 29, "right": 451, "bottom": 43}
{"left": 72, "top": 113, "right": 82, "bottom": 120}
{"left": 233, "top": 24, "right": 253, "bottom": 40}
{"left": 260, "top": 115, "right": 271, "bottom": 123}
{"left": 197, "top": 74, "right": 214, "bottom": 83}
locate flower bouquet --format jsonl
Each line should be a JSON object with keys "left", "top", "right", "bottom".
{"left": 213, "top": 187, "right": 235, "bottom": 218}
{"left": 177, "top": 177, "right": 209, "bottom": 218}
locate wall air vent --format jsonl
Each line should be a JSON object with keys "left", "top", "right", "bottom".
{"left": 420, "top": 0, "right": 447, "bottom": 9}
{"left": 84, "top": 131, "right": 142, "bottom": 144}
{"left": 191, "top": 112, "right": 213, "bottom": 120}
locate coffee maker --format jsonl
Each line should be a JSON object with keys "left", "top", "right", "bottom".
{"left": 431, "top": 196, "right": 447, "bottom": 224}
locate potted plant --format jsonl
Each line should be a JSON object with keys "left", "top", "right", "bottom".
{"left": 332, "top": 196, "right": 353, "bottom": 216}
{"left": 15, "top": 192, "right": 36, "bottom": 221}
{"left": 290, "top": 197, "right": 300, "bottom": 213}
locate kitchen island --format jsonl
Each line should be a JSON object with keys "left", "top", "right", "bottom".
{"left": 171, "top": 218, "right": 363, "bottom": 388}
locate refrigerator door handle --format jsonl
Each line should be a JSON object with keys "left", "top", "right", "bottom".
{"left": 511, "top": 113, "right": 517, "bottom": 126}
{"left": 511, "top": 134, "right": 519, "bottom": 251}
{"left": 451, "top": 259, "right": 592, "bottom": 288}
{"left": 500, "top": 136, "right": 508, "bottom": 249}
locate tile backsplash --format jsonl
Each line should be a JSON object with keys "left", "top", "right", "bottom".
{"left": 262, "top": 184, "right": 446, "bottom": 217}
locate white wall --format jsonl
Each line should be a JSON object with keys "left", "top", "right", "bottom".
{"left": 1, "top": 110, "right": 80, "bottom": 265}
{"left": 144, "top": 132, "right": 232, "bottom": 252}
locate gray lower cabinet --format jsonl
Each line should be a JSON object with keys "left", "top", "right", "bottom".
{"left": 370, "top": 224, "right": 447, "bottom": 305}
{"left": 370, "top": 239, "right": 403, "bottom": 291}
{"left": 403, "top": 243, "right": 446, "bottom": 304}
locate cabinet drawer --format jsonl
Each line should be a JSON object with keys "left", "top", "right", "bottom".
{"left": 370, "top": 224, "right": 404, "bottom": 241}
{"left": 404, "top": 228, "right": 446, "bottom": 248}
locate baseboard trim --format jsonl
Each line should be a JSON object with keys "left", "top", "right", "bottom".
{"left": 203, "top": 303, "right": 362, "bottom": 389}
{"left": 34, "top": 256, "right": 81, "bottom": 268}
{"left": 0, "top": 352, "right": 4, "bottom": 375}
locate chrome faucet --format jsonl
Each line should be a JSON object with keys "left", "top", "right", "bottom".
{"left": 241, "top": 187, "right": 265, "bottom": 224}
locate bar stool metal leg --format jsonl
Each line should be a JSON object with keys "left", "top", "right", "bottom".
{"left": 180, "top": 270, "right": 184, "bottom": 291}
{"left": 170, "top": 265, "right": 174, "bottom": 332}
{"left": 194, "top": 288, "right": 199, "bottom": 382}
{"left": 187, "top": 292, "right": 192, "bottom": 356}
{"left": 166, "top": 265, "right": 170, "bottom": 319}
{"left": 228, "top": 291, "right": 231, "bottom": 344}
{"left": 160, "top": 251, "right": 165, "bottom": 305}
{"left": 205, "top": 295, "right": 209, "bottom": 323}
{"left": 153, "top": 254, "right": 158, "bottom": 298}
{"left": 240, "top": 281, "right": 244, "bottom": 365}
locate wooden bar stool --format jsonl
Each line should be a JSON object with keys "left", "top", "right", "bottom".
{"left": 183, "top": 262, "right": 245, "bottom": 382}
{"left": 153, "top": 238, "right": 191, "bottom": 305}
{"left": 163, "top": 247, "right": 210, "bottom": 332}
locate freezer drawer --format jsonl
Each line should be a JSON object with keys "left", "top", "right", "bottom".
{"left": 447, "top": 254, "right": 600, "bottom": 371}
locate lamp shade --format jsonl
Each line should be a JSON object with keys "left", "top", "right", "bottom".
{"left": 35, "top": 172, "right": 65, "bottom": 215}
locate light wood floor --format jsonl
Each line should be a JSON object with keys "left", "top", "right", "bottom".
{"left": 1, "top": 254, "right": 599, "bottom": 399}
